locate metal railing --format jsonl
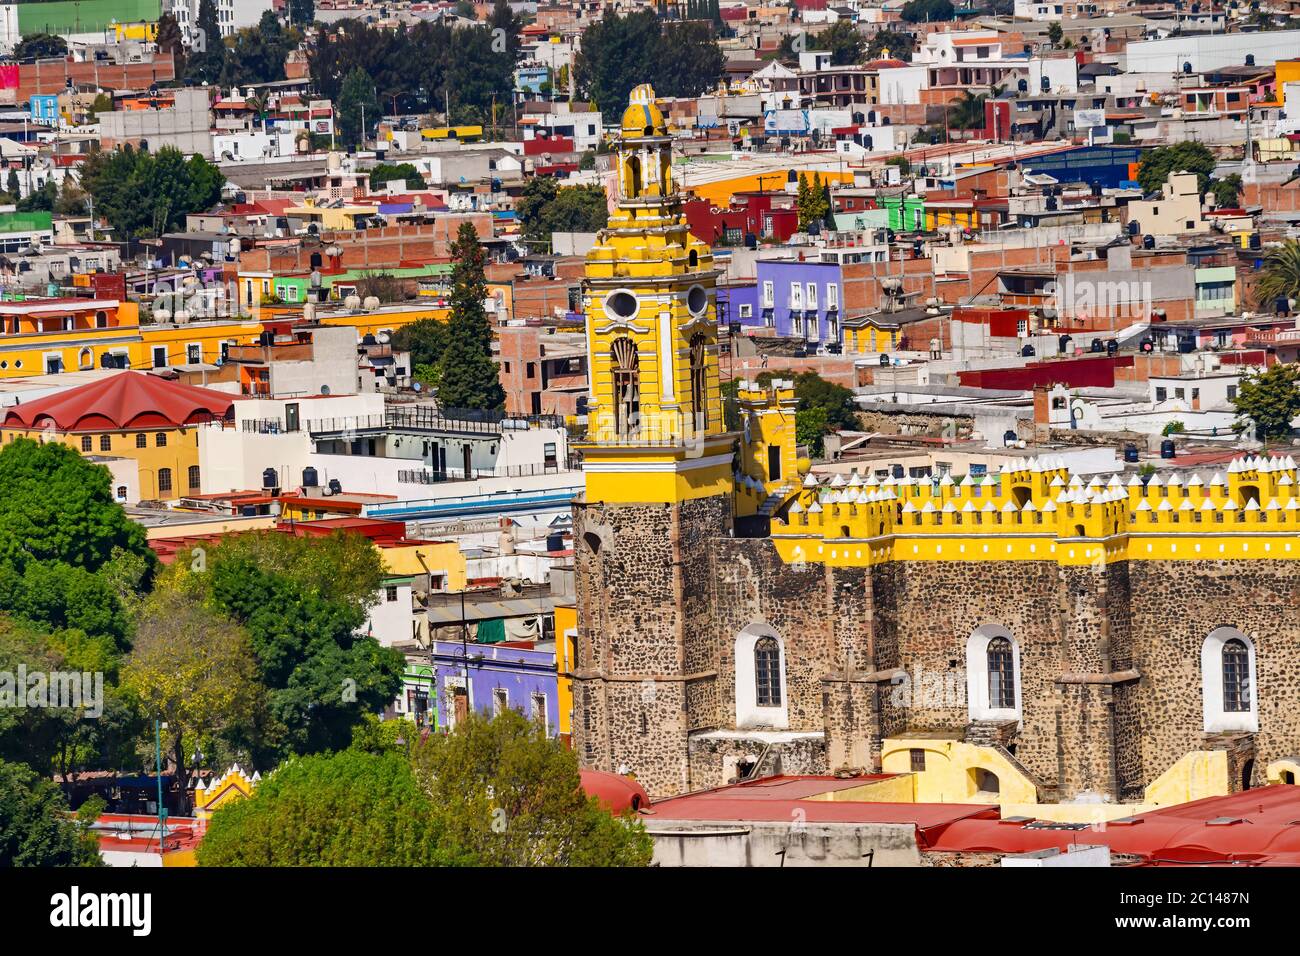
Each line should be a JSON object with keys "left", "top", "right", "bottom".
{"left": 398, "top": 462, "right": 567, "bottom": 485}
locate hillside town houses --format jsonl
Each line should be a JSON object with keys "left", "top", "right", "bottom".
{"left": 7, "top": 0, "right": 1300, "bottom": 881}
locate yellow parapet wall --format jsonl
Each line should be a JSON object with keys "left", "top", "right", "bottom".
{"left": 772, "top": 453, "right": 1300, "bottom": 568}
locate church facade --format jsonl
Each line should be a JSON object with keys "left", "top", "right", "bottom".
{"left": 571, "top": 86, "right": 1300, "bottom": 806}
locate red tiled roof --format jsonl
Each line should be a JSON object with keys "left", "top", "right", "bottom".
{"left": 926, "top": 785, "right": 1300, "bottom": 866}
{"left": 1, "top": 371, "right": 236, "bottom": 433}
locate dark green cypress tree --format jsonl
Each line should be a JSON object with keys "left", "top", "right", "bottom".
{"left": 436, "top": 223, "right": 505, "bottom": 411}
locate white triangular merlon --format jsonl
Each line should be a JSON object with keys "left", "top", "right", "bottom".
{"left": 1200, "top": 498, "right": 1217, "bottom": 510}
{"left": 1041, "top": 500, "right": 1057, "bottom": 512}
{"left": 1136, "top": 499, "right": 1152, "bottom": 511}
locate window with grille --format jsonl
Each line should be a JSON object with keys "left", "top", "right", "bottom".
{"left": 81, "top": 436, "right": 92, "bottom": 451}
{"left": 136, "top": 433, "right": 147, "bottom": 448}
{"left": 987, "top": 637, "right": 1016, "bottom": 710}
{"left": 754, "top": 637, "right": 781, "bottom": 707}
{"left": 158, "top": 468, "right": 172, "bottom": 493}
{"left": 100, "top": 435, "right": 111, "bottom": 451}
{"left": 156, "top": 432, "right": 167, "bottom": 447}
{"left": 493, "top": 687, "right": 509, "bottom": 716}
{"left": 910, "top": 749, "right": 926, "bottom": 772}
{"left": 188, "top": 465, "right": 201, "bottom": 489}
{"left": 1222, "top": 639, "right": 1250, "bottom": 712}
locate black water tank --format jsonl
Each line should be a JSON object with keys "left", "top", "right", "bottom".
{"left": 879, "top": 352, "right": 890, "bottom": 366}
{"left": 1128, "top": 219, "right": 1140, "bottom": 236}
{"left": 1022, "top": 344, "right": 1036, "bottom": 357}
{"left": 1059, "top": 334, "right": 1072, "bottom": 354}
{"left": 328, "top": 478, "right": 343, "bottom": 495}
{"left": 1249, "top": 233, "right": 1261, "bottom": 250}
{"left": 302, "top": 466, "right": 319, "bottom": 488}
{"left": 1142, "top": 234, "right": 1155, "bottom": 249}
{"left": 1003, "top": 429, "right": 1018, "bottom": 447}
{"left": 262, "top": 468, "right": 278, "bottom": 490}
{"left": 546, "top": 533, "right": 564, "bottom": 553}
{"left": 1106, "top": 339, "right": 1119, "bottom": 355}
{"left": 1161, "top": 439, "right": 1176, "bottom": 459}
{"left": 1123, "top": 443, "right": 1140, "bottom": 463}
{"left": 1090, "top": 338, "right": 1104, "bottom": 353}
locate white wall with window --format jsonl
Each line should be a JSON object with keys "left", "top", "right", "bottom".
{"left": 735, "top": 624, "right": 788, "bottom": 729}
{"left": 1201, "top": 626, "right": 1258, "bottom": 733}
{"left": 965, "top": 624, "right": 1022, "bottom": 722}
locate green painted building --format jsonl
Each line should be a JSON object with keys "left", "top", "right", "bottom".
{"left": 270, "top": 263, "right": 453, "bottom": 304}
{"left": 877, "top": 195, "right": 927, "bottom": 233}
{"left": 16, "top": 0, "right": 162, "bottom": 35}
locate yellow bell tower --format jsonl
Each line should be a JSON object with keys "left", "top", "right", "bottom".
{"left": 580, "top": 84, "right": 735, "bottom": 504}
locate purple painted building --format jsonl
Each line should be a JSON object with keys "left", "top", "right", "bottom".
{"left": 755, "top": 258, "right": 844, "bottom": 350}
{"left": 425, "top": 640, "right": 560, "bottom": 736}
{"left": 718, "top": 281, "right": 760, "bottom": 330}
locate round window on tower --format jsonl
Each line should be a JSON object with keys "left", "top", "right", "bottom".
{"left": 687, "top": 285, "right": 708, "bottom": 317}
{"left": 605, "top": 290, "right": 639, "bottom": 321}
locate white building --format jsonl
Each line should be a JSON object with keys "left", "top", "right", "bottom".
{"left": 1123, "top": 29, "right": 1300, "bottom": 74}
{"left": 168, "top": 0, "right": 263, "bottom": 44}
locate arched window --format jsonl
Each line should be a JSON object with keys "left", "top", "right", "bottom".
{"left": 1222, "top": 638, "right": 1250, "bottom": 712}
{"left": 187, "top": 465, "right": 201, "bottom": 490}
{"left": 755, "top": 637, "right": 781, "bottom": 707}
{"left": 157, "top": 468, "right": 172, "bottom": 494}
{"left": 689, "top": 334, "right": 708, "bottom": 433}
{"left": 735, "top": 626, "right": 787, "bottom": 729}
{"left": 625, "top": 155, "right": 642, "bottom": 198}
{"left": 610, "top": 337, "right": 640, "bottom": 437}
{"left": 1201, "top": 627, "right": 1258, "bottom": 733}
{"left": 987, "top": 637, "right": 1016, "bottom": 711}
{"left": 966, "top": 626, "right": 1021, "bottom": 721}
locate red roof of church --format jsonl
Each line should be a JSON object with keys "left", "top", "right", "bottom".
{"left": 1, "top": 371, "right": 236, "bottom": 433}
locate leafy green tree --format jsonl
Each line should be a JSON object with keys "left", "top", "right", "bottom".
{"left": 785, "top": 20, "right": 866, "bottom": 66}
{"left": 1210, "top": 173, "right": 1243, "bottom": 208}
{"left": 337, "top": 67, "right": 379, "bottom": 148}
{"left": 367, "top": 162, "right": 423, "bottom": 191}
{"left": 437, "top": 223, "right": 505, "bottom": 410}
{"left": 0, "top": 758, "right": 103, "bottom": 866}
{"left": 1135, "top": 141, "right": 1216, "bottom": 196}
{"left": 797, "top": 172, "right": 830, "bottom": 231}
{"left": 78, "top": 147, "right": 225, "bottom": 241}
{"left": 948, "top": 88, "right": 991, "bottom": 130}
{"left": 221, "top": 12, "right": 291, "bottom": 87}
{"left": 288, "top": 0, "right": 315, "bottom": 25}
{"left": 12, "top": 34, "right": 68, "bottom": 60}
{"left": 5, "top": 170, "right": 18, "bottom": 198}
{"left": 515, "top": 177, "right": 609, "bottom": 247}
{"left": 156, "top": 12, "right": 185, "bottom": 75}
{"left": 1232, "top": 363, "right": 1300, "bottom": 442}
{"left": 177, "top": 531, "right": 402, "bottom": 765}
{"left": 796, "top": 406, "right": 830, "bottom": 457}
{"left": 575, "top": 11, "right": 724, "bottom": 115}
{"left": 197, "top": 750, "right": 471, "bottom": 866}
{"left": 1047, "top": 22, "right": 1064, "bottom": 47}
{"left": 900, "top": 0, "right": 955, "bottom": 22}
{"left": 184, "top": 0, "right": 227, "bottom": 85}
{"left": 1257, "top": 239, "right": 1300, "bottom": 310}
{"left": 391, "top": 317, "right": 451, "bottom": 371}
{"left": 0, "top": 438, "right": 152, "bottom": 574}
{"left": 122, "top": 588, "right": 261, "bottom": 813}
{"left": 865, "top": 29, "right": 913, "bottom": 62}
{"left": 411, "top": 710, "right": 654, "bottom": 866}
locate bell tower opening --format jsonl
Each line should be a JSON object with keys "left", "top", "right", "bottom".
{"left": 611, "top": 337, "right": 640, "bottom": 437}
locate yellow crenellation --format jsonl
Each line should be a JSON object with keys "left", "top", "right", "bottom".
{"left": 772, "top": 453, "right": 1300, "bottom": 566}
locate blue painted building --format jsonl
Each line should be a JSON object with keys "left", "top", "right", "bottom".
{"left": 755, "top": 258, "right": 844, "bottom": 349}
{"left": 1019, "top": 144, "right": 1144, "bottom": 191}
{"left": 29, "top": 95, "right": 59, "bottom": 126}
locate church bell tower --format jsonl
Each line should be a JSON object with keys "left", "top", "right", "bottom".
{"left": 571, "top": 85, "right": 736, "bottom": 797}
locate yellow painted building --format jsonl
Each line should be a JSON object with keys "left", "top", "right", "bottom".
{"left": 554, "top": 602, "right": 576, "bottom": 740}
{"left": 0, "top": 298, "right": 446, "bottom": 382}
{"left": 0, "top": 371, "right": 235, "bottom": 501}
